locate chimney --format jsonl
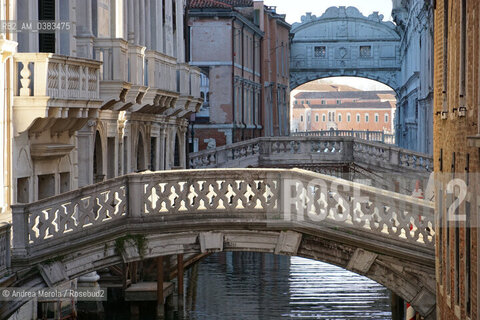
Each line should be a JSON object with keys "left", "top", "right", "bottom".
{"left": 253, "top": 1, "right": 265, "bottom": 31}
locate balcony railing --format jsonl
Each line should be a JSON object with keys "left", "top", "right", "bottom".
{"left": 145, "top": 50, "right": 177, "bottom": 92}
{"left": 14, "top": 53, "right": 101, "bottom": 100}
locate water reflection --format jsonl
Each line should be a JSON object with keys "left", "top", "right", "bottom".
{"left": 184, "top": 252, "right": 392, "bottom": 319}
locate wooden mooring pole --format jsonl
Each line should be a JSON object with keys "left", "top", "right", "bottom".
{"left": 157, "top": 256, "right": 164, "bottom": 318}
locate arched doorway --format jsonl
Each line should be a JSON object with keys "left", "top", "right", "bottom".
{"left": 136, "top": 133, "right": 146, "bottom": 172}
{"left": 93, "top": 131, "right": 104, "bottom": 183}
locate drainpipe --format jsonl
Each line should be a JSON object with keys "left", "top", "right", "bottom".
{"left": 231, "top": 17, "right": 237, "bottom": 143}
{"left": 253, "top": 34, "right": 256, "bottom": 137}
{"left": 441, "top": 0, "right": 448, "bottom": 114}
{"left": 241, "top": 24, "right": 245, "bottom": 141}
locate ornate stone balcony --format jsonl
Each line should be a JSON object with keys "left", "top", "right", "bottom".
{"left": 13, "top": 53, "right": 102, "bottom": 135}
{"left": 94, "top": 40, "right": 202, "bottom": 117}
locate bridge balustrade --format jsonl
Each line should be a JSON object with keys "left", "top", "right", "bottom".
{"left": 10, "top": 169, "right": 434, "bottom": 261}
{"left": 189, "top": 136, "right": 433, "bottom": 173}
{"left": 292, "top": 130, "right": 396, "bottom": 144}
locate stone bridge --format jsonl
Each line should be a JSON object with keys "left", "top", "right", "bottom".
{"left": 2, "top": 169, "right": 436, "bottom": 318}
{"left": 290, "top": 6, "right": 401, "bottom": 90}
{"left": 189, "top": 136, "right": 433, "bottom": 195}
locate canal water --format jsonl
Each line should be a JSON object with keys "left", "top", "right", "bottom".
{"left": 182, "top": 252, "right": 392, "bottom": 320}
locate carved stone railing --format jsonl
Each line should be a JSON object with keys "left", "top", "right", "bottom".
{"left": 11, "top": 169, "right": 434, "bottom": 260}
{"left": 14, "top": 53, "right": 101, "bottom": 100}
{"left": 94, "top": 38, "right": 129, "bottom": 82}
{"left": 0, "top": 224, "right": 11, "bottom": 278}
{"left": 12, "top": 53, "right": 102, "bottom": 134}
{"left": 189, "top": 66, "right": 202, "bottom": 98}
{"left": 292, "top": 130, "right": 396, "bottom": 144}
{"left": 146, "top": 50, "right": 177, "bottom": 92}
{"left": 189, "top": 136, "right": 433, "bottom": 173}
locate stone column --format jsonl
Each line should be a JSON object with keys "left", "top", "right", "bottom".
{"left": 155, "top": 0, "right": 164, "bottom": 53}
{"left": 75, "top": 0, "right": 94, "bottom": 58}
{"left": 159, "top": 127, "right": 166, "bottom": 170}
{"left": 127, "top": 0, "right": 135, "bottom": 42}
{"left": 76, "top": 122, "right": 95, "bottom": 187}
{"left": 175, "top": 0, "right": 185, "bottom": 62}
{"left": 76, "top": 272, "right": 104, "bottom": 319}
{"left": 145, "top": 0, "right": 151, "bottom": 49}
{"left": 164, "top": 0, "right": 174, "bottom": 56}
{"left": 139, "top": 0, "right": 146, "bottom": 45}
{"left": 178, "top": 126, "right": 187, "bottom": 168}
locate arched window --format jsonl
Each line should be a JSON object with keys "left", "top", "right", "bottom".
{"left": 347, "top": 113, "right": 351, "bottom": 122}
{"left": 385, "top": 113, "right": 389, "bottom": 123}
{"left": 315, "top": 114, "right": 319, "bottom": 122}
{"left": 356, "top": 114, "right": 361, "bottom": 122}
{"left": 300, "top": 115, "right": 304, "bottom": 122}
{"left": 322, "top": 114, "right": 326, "bottom": 122}
{"left": 375, "top": 113, "right": 379, "bottom": 123}
{"left": 365, "top": 113, "right": 369, "bottom": 123}
{"left": 338, "top": 114, "right": 342, "bottom": 122}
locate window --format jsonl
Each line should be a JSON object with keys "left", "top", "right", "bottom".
{"left": 300, "top": 115, "right": 304, "bottom": 122}
{"left": 365, "top": 114, "right": 369, "bottom": 123}
{"left": 315, "top": 114, "right": 319, "bottom": 122}
{"left": 347, "top": 113, "right": 351, "bottom": 122}
{"left": 294, "top": 100, "right": 297, "bottom": 105}
{"left": 356, "top": 114, "right": 360, "bottom": 122}
{"left": 359, "top": 45, "right": 372, "bottom": 58}
{"left": 338, "top": 114, "right": 342, "bottom": 122}
{"left": 385, "top": 113, "right": 389, "bottom": 123}
{"left": 39, "top": 0, "right": 56, "bottom": 53}
{"left": 336, "top": 100, "right": 341, "bottom": 105}
{"left": 307, "top": 100, "right": 310, "bottom": 105}
{"left": 375, "top": 113, "right": 379, "bottom": 123}
{"left": 321, "top": 100, "right": 326, "bottom": 105}
{"left": 314, "top": 46, "right": 326, "bottom": 58}
{"left": 322, "top": 114, "right": 326, "bottom": 122}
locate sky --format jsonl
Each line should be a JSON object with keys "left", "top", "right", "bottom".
{"left": 262, "top": 0, "right": 393, "bottom": 24}
{"left": 262, "top": 0, "right": 394, "bottom": 91}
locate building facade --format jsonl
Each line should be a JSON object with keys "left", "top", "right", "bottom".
{"left": 291, "top": 84, "right": 395, "bottom": 133}
{"left": 393, "top": 0, "right": 434, "bottom": 154}
{"left": 187, "top": 0, "right": 290, "bottom": 151}
{"left": 1, "top": 0, "right": 202, "bottom": 210}
{"left": 434, "top": 0, "right": 480, "bottom": 319}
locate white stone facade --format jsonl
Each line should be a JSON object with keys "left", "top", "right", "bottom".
{"left": 393, "top": 0, "right": 434, "bottom": 154}
{"left": 290, "top": 7, "right": 401, "bottom": 90}
{"left": 1, "top": 0, "right": 202, "bottom": 210}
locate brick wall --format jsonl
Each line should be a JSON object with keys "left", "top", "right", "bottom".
{"left": 434, "top": 0, "right": 479, "bottom": 319}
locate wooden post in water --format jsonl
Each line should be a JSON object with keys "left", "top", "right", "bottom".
{"left": 157, "top": 256, "right": 164, "bottom": 318}
{"left": 390, "top": 291, "right": 404, "bottom": 320}
{"left": 177, "top": 254, "right": 184, "bottom": 309}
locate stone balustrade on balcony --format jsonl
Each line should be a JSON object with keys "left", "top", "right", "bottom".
{"left": 13, "top": 53, "right": 102, "bottom": 134}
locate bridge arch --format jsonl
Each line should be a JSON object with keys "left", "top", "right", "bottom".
{"left": 9, "top": 169, "right": 436, "bottom": 318}
{"left": 290, "top": 7, "right": 401, "bottom": 91}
